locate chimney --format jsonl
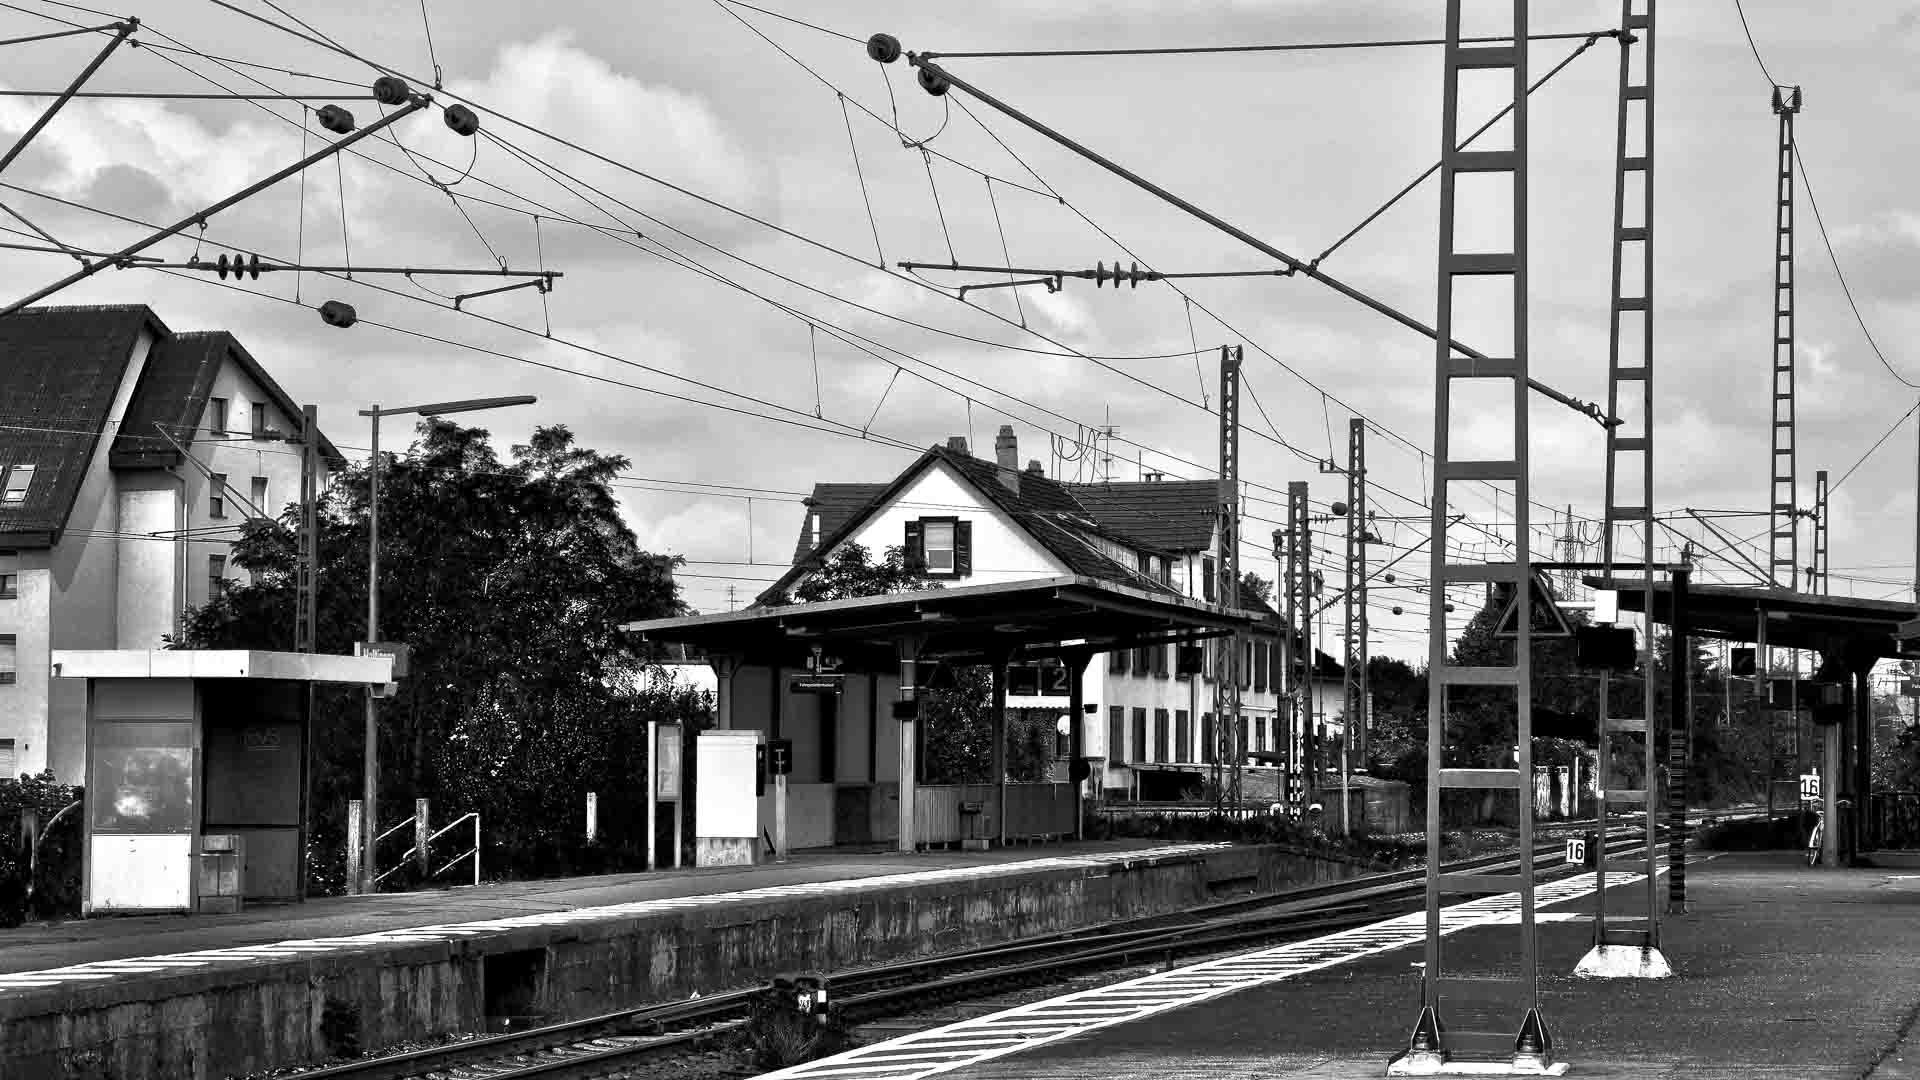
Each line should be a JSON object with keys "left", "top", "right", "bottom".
{"left": 1025, "top": 459, "right": 1044, "bottom": 476}
{"left": 993, "top": 425, "right": 1020, "bottom": 494}
{"left": 946, "top": 435, "right": 971, "bottom": 456}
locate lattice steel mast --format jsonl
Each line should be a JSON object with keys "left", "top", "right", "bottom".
{"left": 1343, "top": 419, "right": 1369, "bottom": 774}
{"left": 1589, "top": 0, "right": 1665, "bottom": 974}
{"left": 1394, "top": 0, "right": 1551, "bottom": 1070}
{"left": 1215, "top": 345, "right": 1244, "bottom": 807}
{"left": 1769, "top": 85, "right": 1804, "bottom": 590}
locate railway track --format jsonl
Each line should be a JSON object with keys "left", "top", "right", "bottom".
{"left": 300, "top": 815, "right": 1740, "bottom": 1080}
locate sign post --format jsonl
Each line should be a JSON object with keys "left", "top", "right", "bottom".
{"left": 648, "top": 722, "right": 684, "bottom": 870}
{"left": 769, "top": 737, "right": 793, "bottom": 862}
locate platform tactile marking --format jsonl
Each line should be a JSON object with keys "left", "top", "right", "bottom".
{"left": 757, "top": 865, "right": 1663, "bottom": 1080}
{"left": 0, "top": 844, "right": 1229, "bottom": 995}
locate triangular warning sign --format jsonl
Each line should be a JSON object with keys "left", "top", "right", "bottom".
{"left": 1492, "top": 571, "right": 1573, "bottom": 639}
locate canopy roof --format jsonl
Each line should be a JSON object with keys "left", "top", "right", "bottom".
{"left": 624, "top": 575, "right": 1276, "bottom": 669}
{"left": 1589, "top": 578, "right": 1919, "bottom": 663}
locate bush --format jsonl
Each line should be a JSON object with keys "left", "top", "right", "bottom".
{"left": 0, "top": 773, "right": 84, "bottom": 925}
{"left": 735, "top": 981, "right": 854, "bottom": 1070}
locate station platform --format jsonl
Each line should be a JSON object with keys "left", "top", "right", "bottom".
{"left": 770, "top": 851, "right": 1920, "bottom": 1080}
{"left": 0, "top": 837, "right": 1342, "bottom": 1080}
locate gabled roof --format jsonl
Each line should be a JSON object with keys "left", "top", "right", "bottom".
{"left": 793, "top": 482, "right": 887, "bottom": 564}
{"left": 110, "top": 331, "right": 343, "bottom": 469}
{"left": 0, "top": 305, "right": 167, "bottom": 544}
{"left": 762, "top": 445, "right": 1175, "bottom": 605}
{"left": 1068, "top": 480, "right": 1219, "bottom": 553}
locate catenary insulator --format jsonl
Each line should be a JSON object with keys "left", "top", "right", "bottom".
{"left": 917, "top": 66, "right": 949, "bottom": 96}
{"left": 444, "top": 104, "right": 480, "bottom": 137}
{"left": 372, "top": 76, "right": 410, "bottom": 106}
{"left": 866, "top": 33, "right": 901, "bottom": 63}
{"left": 319, "top": 300, "right": 357, "bottom": 328}
{"left": 316, "top": 104, "right": 355, "bottom": 134}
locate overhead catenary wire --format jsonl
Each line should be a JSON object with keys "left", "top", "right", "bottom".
{"left": 920, "top": 29, "right": 1618, "bottom": 60}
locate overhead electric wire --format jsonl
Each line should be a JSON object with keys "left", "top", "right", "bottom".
{"left": 1828, "top": 399, "right": 1920, "bottom": 496}
{"left": 922, "top": 29, "right": 1613, "bottom": 61}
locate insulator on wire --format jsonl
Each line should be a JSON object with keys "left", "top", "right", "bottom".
{"left": 1331, "top": 501, "right": 1350, "bottom": 517}
{"left": 866, "top": 33, "right": 902, "bottom": 63}
{"left": 444, "top": 104, "right": 480, "bottom": 137}
{"left": 1392, "top": 606, "right": 1404, "bottom": 616}
{"left": 372, "top": 76, "right": 410, "bottom": 106}
{"left": 318, "top": 300, "right": 357, "bottom": 328}
{"left": 916, "top": 66, "right": 949, "bottom": 97}
{"left": 215, "top": 253, "right": 262, "bottom": 280}
{"left": 1384, "top": 573, "right": 1396, "bottom": 584}
{"left": 316, "top": 104, "right": 356, "bottom": 134}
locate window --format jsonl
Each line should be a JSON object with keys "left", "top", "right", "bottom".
{"left": 1133, "top": 642, "right": 1152, "bottom": 675}
{"left": 1131, "top": 708, "right": 1147, "bottom": 766}
{"left": 249, "top": 476, "right": 269, "bottom": 518}
{"left": 209, "top": 554, "right": 227, "bottom": 595}
{"left": 250, "top": 401, "right": 268, "bottom": 437}
{"left": 0, "top": 739, "right": 13, "bottom": 777}
{"left": 0, "top": 634, "right": 14, "bottom": 685}
{"left": 1174, "top": 710, "right": 1190, "bottom": 764}
{"left": 1108, "top": 648, "right": 1128, "bottom": 675}
{"left": 208, "top": 397, "right": 229, "bottom": 436}
{"left": 1255, "top": 715, "right": 1267, "bottom": 752}
{"left": 1202, "top": 555, "right": 1216, "bottom": 602}
{"left": 1108, "top": 706, "right": 1124, "bottom": 763}
{"left": 0, "top": 549, "right": 16, "bottom": 599}
{"left": 1152, "top": 708, "right": 1169, "bottom": 762}
{"left": 1200, "top": 712, "right": 1214, "bottom": 764}
{"left": 1254, "top": 641, "right": 1270, "bottom": 692}
{"left": 1, "top": 464, "right": 35, "bottom": 504}
{"left": 904, "top": 518, "right": 970, "bottom": 577}
{"left": 1153, "top": 644, "right": 1170, "bottom": 679}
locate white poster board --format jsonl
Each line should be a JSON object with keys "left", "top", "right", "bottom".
{"left": 696, "top": 731, "right": 762, "bottom": 840}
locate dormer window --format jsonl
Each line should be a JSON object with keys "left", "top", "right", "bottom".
{"left": 905, "top": 517, "right": 971, "bottom": 578}
{"left": 0, "top": 463, "right": 34, "bottom": 504}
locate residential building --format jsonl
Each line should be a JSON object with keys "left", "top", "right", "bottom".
{"left": 0, "top": 305, "right": 341, "bottom": 782}
{"left": 767, "top": 425, "right": 1346, "bottom": 803}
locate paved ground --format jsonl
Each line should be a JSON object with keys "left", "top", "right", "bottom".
{"left": 0, "top": 838, "right": 1202, "bottom": 976}
{"left": 912, "top": 852, "right": 1920, "bottom": 1079}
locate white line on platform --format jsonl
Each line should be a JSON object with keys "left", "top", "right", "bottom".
{"left": 0, "top": 844, "right": 1230, "bottom": 996}
{"left": 755, "top": 864, "right": 1667, "bottom": 1080}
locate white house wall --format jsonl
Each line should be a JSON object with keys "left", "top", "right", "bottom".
{"left": 114, "top": 474, "right": 182, "bottom": 649}
{"left": 828, "top": 461, "right": 1066, "bottom": 583}
{"left": 186, "top": 360, "right": 319, "bottom": 607}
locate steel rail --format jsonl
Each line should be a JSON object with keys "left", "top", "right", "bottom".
{"left": 302, "top": 816, "right": 1748, "bottom": 1080}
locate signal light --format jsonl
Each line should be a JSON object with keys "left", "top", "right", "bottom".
{"left": 316, "top": 104, "right": 355, "bottom": 134}
{"left": 866, "top": 33, "right": 901, "bottom": 64}
{"left": 372, "top": 76, "right": 410, "bottom": 106}
{"left": 319, "top": 300, "right": 357, "bottom": 328}
{"left": 917, "top": 66, "right": 949, "bottom": 96}
{"left": 216, "top": 253, "right": 261, "bottom": 280}
{"left": 444, "top": 104, "right": 480, "bottom": 137}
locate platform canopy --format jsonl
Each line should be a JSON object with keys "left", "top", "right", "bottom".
{"left": 52, "top": 649, "right": 394, "bottom": 684}
{"left": 1587, "top": 578, "right": 1919, "bottom": 663}
{"left": 623, "top": 575, "right": 1276, "bottom": 666}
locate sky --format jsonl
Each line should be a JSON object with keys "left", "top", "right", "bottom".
{"left": 1, "top": 1, "right": 1918, "bottom": 665}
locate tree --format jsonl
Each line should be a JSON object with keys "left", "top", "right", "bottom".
{"left": 770, "top": 543, "right": 939, "bottom": 605}
{"left": 174, "top": 420, "right": 691, "bottom": 887}
{"left": 1240, "top": 572, "right": 1274, "bottom": 606}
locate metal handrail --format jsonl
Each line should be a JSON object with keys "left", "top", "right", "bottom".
{"left": 369, "top": 814, "right": 424, "bottom": 886}
{"left": 425, "top": 812, "right": 481, "bottom": 888}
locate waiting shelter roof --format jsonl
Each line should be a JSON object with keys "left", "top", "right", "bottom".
{"left": 624, "top": 575, "right": 1275, "bottom": 668}
{"left": 52, "top": 649, "right": 395, "bottom": 683}
{"left": 1586, "top": 578, "right": 1919, "bottom": 662}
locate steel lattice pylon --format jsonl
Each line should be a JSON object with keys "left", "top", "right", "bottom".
{"left": 1343, "top": 419, "right": 1369, "bottom": 775}
{"left": 1812, "top": 469, "right": 1829, "bottom": 595}
{"left": 294, "top": 404, "right": 319, "bottom": 654}
{"left": 1769, "top": 84, "right": 1803, "bottom": 590}
{"left": 1588, "top": 0, "right": 1665, "bottom": 974}
{"left": 1393, "top": 0, "right": 1552, "bottom": 1072}
{"left": 1214, "top": 345, "right": 1244, "bottom": 807}
{"left": 1284, "top": 482, "right": 1312, "bottom": 808}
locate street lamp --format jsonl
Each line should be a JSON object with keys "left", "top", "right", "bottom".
{"left": 354, "top": 394, "right": 536, "bottom": 893}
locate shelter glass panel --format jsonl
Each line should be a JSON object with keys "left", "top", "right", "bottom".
{"left": 89, "top": 721, "right": 194, "bottom": 834}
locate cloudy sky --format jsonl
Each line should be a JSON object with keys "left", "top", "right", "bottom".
{"left": 1, "top": 1, "right": 1916, "bottom": 661}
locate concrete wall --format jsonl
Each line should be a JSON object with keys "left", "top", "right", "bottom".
{"left": 0, "top": 844, "right": 1365, "bottom": 1080}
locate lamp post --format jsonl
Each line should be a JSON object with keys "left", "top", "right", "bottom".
{"left": 355, "top": 394, "right": 536, "bottom": 894}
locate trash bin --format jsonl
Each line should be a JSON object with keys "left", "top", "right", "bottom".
{"left": 197, "top": 834, "right": 244, "bottom": 914}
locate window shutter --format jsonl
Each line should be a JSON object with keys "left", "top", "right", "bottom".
{"left": 904, "top": 519, "right": 923, "bottom": 568}
{"left": 954, "top": 520, "right": 972, "bottom": 576}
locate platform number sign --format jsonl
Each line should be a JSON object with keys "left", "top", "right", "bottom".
{"left": 1564, "top": 837, "right": 1586, "bottom": 866}
{"left": 1800, "top": 773, "right": 1820, "bottom": 801}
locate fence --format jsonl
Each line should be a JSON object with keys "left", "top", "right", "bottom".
{"left": 1868, "top": 792, "right": 1920, "bottom": 851}
{"left": 914, "top": 783, "right": 1076, "bottom": 847}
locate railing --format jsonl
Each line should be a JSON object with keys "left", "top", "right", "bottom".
{"left": 425, "top": 812, "right": 482, "bottom": 887}
{"left": 353, "top": 798, "right": 482, "bottom": 891}
{"left": 1868, "top": 792, "right": 1920, "bottom": 851}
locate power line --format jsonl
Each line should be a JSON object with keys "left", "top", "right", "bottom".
{"left": 1829, "top": 399, "right": 1920, "bottom": 496}
{"left": 921, "top": 29, "right": 1612, "bottom": 61}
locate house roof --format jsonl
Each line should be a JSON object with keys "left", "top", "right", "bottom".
{"left": 0, "top": 305, "right": 168, "bottom": 544}
{"left": 763, "top": 445, "right": 1176, "bottom": 605}
{"left": 1068, "top": 480, "right": 1219, "bottom": 552}
{"left": 793, "top": 482, "right": 888, "bottom": 564}
{"left": 109, "top": 331, "right": 344, "bottom": 470}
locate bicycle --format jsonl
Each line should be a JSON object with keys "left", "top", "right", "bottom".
{"left": 1806, "top": 797, "right": 1852, "bottom": 866}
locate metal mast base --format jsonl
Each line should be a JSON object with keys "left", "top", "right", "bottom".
{"left": 1573, "top": 943, "right": 1674, "bottom": 979}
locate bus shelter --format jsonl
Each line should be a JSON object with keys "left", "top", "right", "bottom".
{"left": 623, "top": 575, "right": 1276, "bottom": 859}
